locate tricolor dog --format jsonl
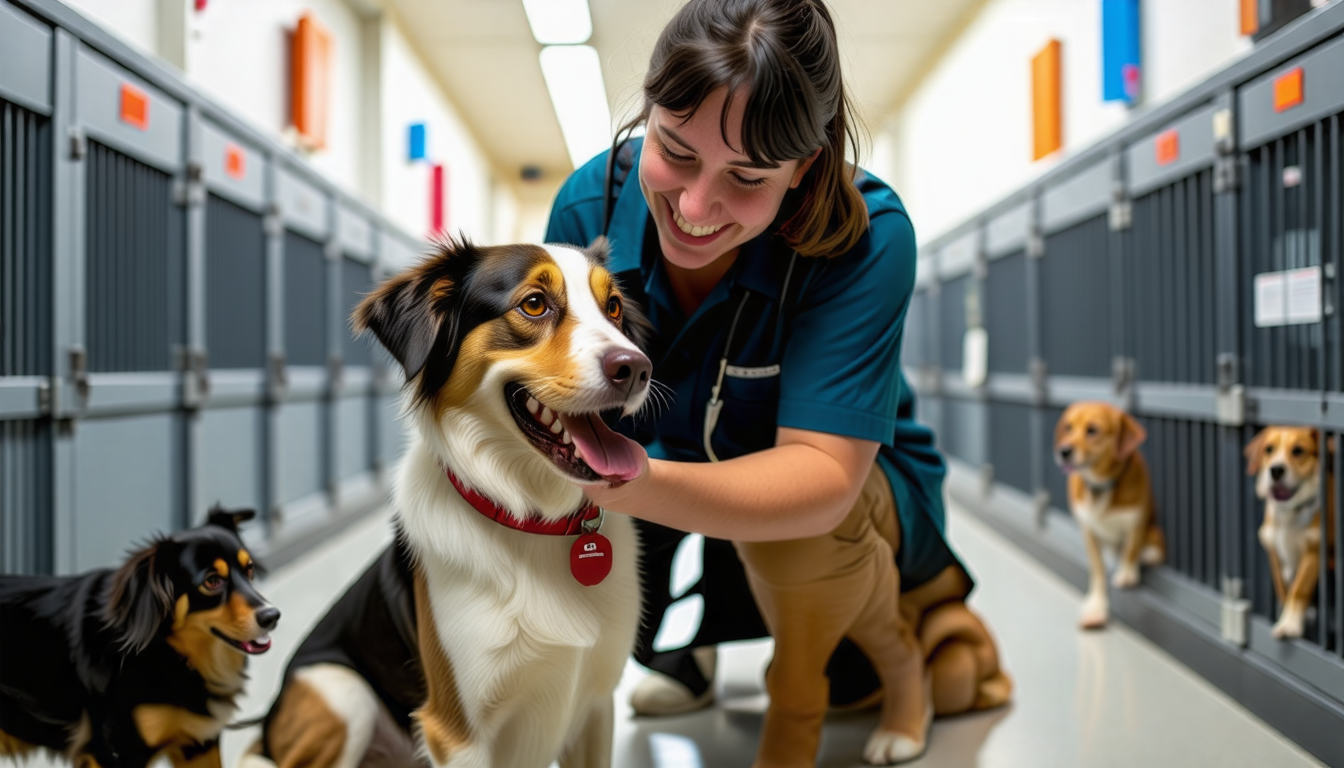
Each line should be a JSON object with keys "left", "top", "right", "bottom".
{"left": 1245, "top": 426, "right": 1336, "bottom": 640}
{"left": 245, "top": 237, "right": 650, "bottom": 768}
{"left": 1054, "top": 402, "right": 1165, "bottom": 630}
{"left": 0, "top": 507, "right": 277, "bottom": 768}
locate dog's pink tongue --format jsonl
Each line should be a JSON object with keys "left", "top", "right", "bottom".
{"left": 560, "top": 413, "right": 644, "bottom": 482}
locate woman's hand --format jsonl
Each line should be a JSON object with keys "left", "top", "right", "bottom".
{"left": 570, "top": 429, "right": 880, "bottom": 541}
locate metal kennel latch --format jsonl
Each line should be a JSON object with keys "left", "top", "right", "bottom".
{"left": 1220, "top": 577, "right": 1251, "bottom": 647}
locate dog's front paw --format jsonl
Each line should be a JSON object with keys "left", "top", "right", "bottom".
{"left": 863, "top": 729, "right": 926, "bottom": 766}
{"left": 1111, "top": 564, "right": 1139, "bottom": 589}
{"left": 1079, "top": 595, "right": 1108, "bottom": 630}
{"left": 1272, "top": 611, "right": 1304, "bottom": 640}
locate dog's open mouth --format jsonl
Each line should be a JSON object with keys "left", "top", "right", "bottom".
{"left": 212, "top": 628, "right": 272, "bottom": 655}
{"left": 1271, "top": 483, "right": 1297, "bottom": 502}
{"left": 505, "top": 383, "right": 643, "bottom": 483}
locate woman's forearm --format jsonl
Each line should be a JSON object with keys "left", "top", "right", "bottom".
{"left": 590, "top": 433, "right": 880, "bottom": 541}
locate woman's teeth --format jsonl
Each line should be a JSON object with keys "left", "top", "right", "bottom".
{"left": 674, "top": 211, "right": 724, "bottom": 238}
{"left": 525, "top": 396, "right": 572, "bottom": 444}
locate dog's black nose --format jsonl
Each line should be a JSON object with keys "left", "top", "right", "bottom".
{"left": 603, "top": 349, "right": 651, "bottom": 392}
{"left": 256, "top": 606, "right": 280, "bottom": 631}
{"left": 1059, "top": 446, "right": 1074, "bottom": 461}
{"left": 1270, "top": 465, "right": 1286, "bottom": 482}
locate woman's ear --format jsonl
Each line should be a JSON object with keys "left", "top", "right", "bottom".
{"left": 789, "top": 147, "right": 824, "bottom": 189}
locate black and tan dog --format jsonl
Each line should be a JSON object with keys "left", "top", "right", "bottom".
{"left": 0, "top": 507, "right": 278, "bottom": 768}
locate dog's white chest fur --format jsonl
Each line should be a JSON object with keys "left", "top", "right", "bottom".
{"left": 397, "top": 440, "right": 641, "bottom": 767}
{"left": 1071, "top": 490, "right": 1140, "bottom": 547}
{"left": 1264, "top": 501, "right": 1318, "bottom": 583}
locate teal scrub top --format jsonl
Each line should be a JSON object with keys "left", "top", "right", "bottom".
{"left": 544, "top": 139, "right": 957, "bottom": 589}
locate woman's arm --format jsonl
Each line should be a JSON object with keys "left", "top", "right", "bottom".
{"left": 583, "top": 427, "right": 879, "bottom": 541}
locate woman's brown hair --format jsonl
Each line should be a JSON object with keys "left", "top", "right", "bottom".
{"left": 615, "top": 0, "right": 869, "bottom": 258}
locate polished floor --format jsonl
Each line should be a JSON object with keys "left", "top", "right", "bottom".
{"left": 205, "top": 500, "right": 1327, "bottom": 768}
{"left": 15, "top": 499, "right": 1318, "bottom": 768}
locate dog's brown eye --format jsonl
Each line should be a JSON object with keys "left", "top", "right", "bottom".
{"left": 244, "top": 564, "right": 256, "bottom": 580}
{"left": 519, "top": 294, "right": 547, "bottom": 318}
{"left": 1266, "top": 445, "right": 1275, "bottom": 455}
{"left": 203, "top": 574, "right": 224, "bottom": 592}
{"left": 1085, "top": 425, "right": 1098, "bottom": 436}
{"left": 1291, "top": 446, "right": 1305, "bottom": 457}
{"left": 606, "top": 295, "right": 622, "bottom": 321}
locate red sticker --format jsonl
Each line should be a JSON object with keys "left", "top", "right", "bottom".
{"left": 570, "top": 533, "right": 612, "bottom": 586}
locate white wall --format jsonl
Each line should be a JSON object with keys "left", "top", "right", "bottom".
{"left": 378, "top": 16, "right": 498, "bottom": 242}
{"left": 190, "top": 0, "right": 367, "bottom": 190}
{"left": 57, "top": 0, "right": 517, "bottom": 246}
{"left": 874, "top": 0, "right": 1251, "bottom": 243}
{"left": 61, "top": 0, "right": 158, "bottom": 54}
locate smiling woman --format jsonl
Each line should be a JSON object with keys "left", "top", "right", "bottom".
{"left": 544, "top": 0, "right": 1011, "bottom": 763}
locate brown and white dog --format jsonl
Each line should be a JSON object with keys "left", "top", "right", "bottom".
{"left": 244, "top": 238, "right": 650, "bottom": 768}
{"left": 1054, "top": 402, "right": 1165, "bottom": 629}
{"left": 1245, "top": 426, "right": 1336, "bottom": 640}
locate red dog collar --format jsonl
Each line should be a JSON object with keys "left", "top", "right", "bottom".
{"left": 444, "top": 466, "right": 599, "bottom": 536}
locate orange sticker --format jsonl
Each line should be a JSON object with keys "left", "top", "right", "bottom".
{"left": 120, "top": 83, "right": 149, "bottom": 130}
{"left": 225, "top": 143, "right": 246, "bottom": 180}
{"left": 1155, "top": 129, "right": 1179, "bottom": 167}
{"left": 1273, "top": 67, "right": 1303, "bottom": 113}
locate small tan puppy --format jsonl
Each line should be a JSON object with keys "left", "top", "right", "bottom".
{"left": 1245, "top": 427, "right": 1336, "bottom": 640}
{"left": 1054, "top": 402, "right": 1165, "bottom": 629}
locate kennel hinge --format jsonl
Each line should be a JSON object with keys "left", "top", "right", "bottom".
{"left": 69, "top": 128, "right": 86, "bottom": 161}
{"left": 1220, "top": 577, "right": 1251, "bottom": 647}
{"left": 1215, "top": 353, "right": 1245, "bottom": 426}
{"left": 264, "top": 204, "right": 284, "bottom": 239}
{"left": 1026, "top": 223, "right": 1045, "bottom": 259}
{"left": 1029, "top": 357, "right": 1048, "bottom": 406}
{"left": 1108, "top": 183, "right": 1132, "bottom": 232}
{"left": 1111, "top": 355, "right": 1136, "bottom": 411}
{"left": 179, "top": 346, "right": 210, "bottom": 407}
{"left": 174, "top": 162, "right": 205, "bottom": 208}
{"left": 267, "top": 352, "right": 288, "bottom": 403}
{"left": 68, "top": 346, "right": 89, "bottom": 407}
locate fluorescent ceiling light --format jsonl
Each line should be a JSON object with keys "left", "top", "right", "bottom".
{"left": 522, "top": 0, "right": 592, "bottom": 45}
{"left": 539, "top": 45, "right": 612, "bottom": 169}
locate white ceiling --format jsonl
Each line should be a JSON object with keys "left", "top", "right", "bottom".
{"left": 384, "top": 0, "right": 986, "bottom": 195}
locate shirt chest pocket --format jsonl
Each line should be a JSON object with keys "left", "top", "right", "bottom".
{"left": 716, "top": 366, "right": 782, "bottom": 457}
{"left": 721, "top": 365, "right": 781, "bottom": 402}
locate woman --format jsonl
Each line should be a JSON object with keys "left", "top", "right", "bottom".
{"left": 545, "top": 0, "right": 1010, "bottom": 761}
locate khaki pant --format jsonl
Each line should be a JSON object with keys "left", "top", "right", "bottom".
{"left": 734, "top": 465, "right": 1012, "bottom": 767}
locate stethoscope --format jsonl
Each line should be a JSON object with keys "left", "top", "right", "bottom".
{"left": 702, "top": 250, "right": 799, "bottom": 463}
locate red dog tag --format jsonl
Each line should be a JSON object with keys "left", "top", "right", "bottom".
{"left": 570, "top": 532, "right": 612, "bottom": 586}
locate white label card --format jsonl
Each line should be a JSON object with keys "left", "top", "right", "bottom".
{"left": 1286, "top": 266, "right": 1322, "bottom": 324}
{"left": 1254, "top": 272, "right": 1287, "bottom": 327}
{"left": 1254, "top": 267, "right": 1323, "bottom": 327}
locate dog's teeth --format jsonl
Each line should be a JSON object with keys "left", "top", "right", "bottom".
{"left": 527, "top": 397, "right": 540, "bottom": 414}
{"left": 541, "top": 406, "right": 554, "bottom": 425}
{"left": 550, "top": 419, "right": 564, "bottom": 434}
{"left": 562, "top": 431, "right": 572, "bottom": 444}
{"left": 574, "top": 444, "right": 584, "bottom": 459}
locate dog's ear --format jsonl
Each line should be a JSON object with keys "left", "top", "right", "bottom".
{"left": 1117, "top": 411, "right": 1147, "bottom": 459}
{"left": 584, "top": 235, "right": 611, "bottom": 267}
{"left": 1244, "top": 428, "right": 1271, "bottom": 476}
{"left": 206, "top": 505, "right": 255, "bottom": 532}
{"left": 104, "top": 537, "right": 178, "bottom": 654}
{"left": 352, "top": 237, "right": 478, "bottom": 381}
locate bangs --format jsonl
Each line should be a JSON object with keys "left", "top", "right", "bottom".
{"left": 642, "top": 14, "right": 832, "bottom": 166}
